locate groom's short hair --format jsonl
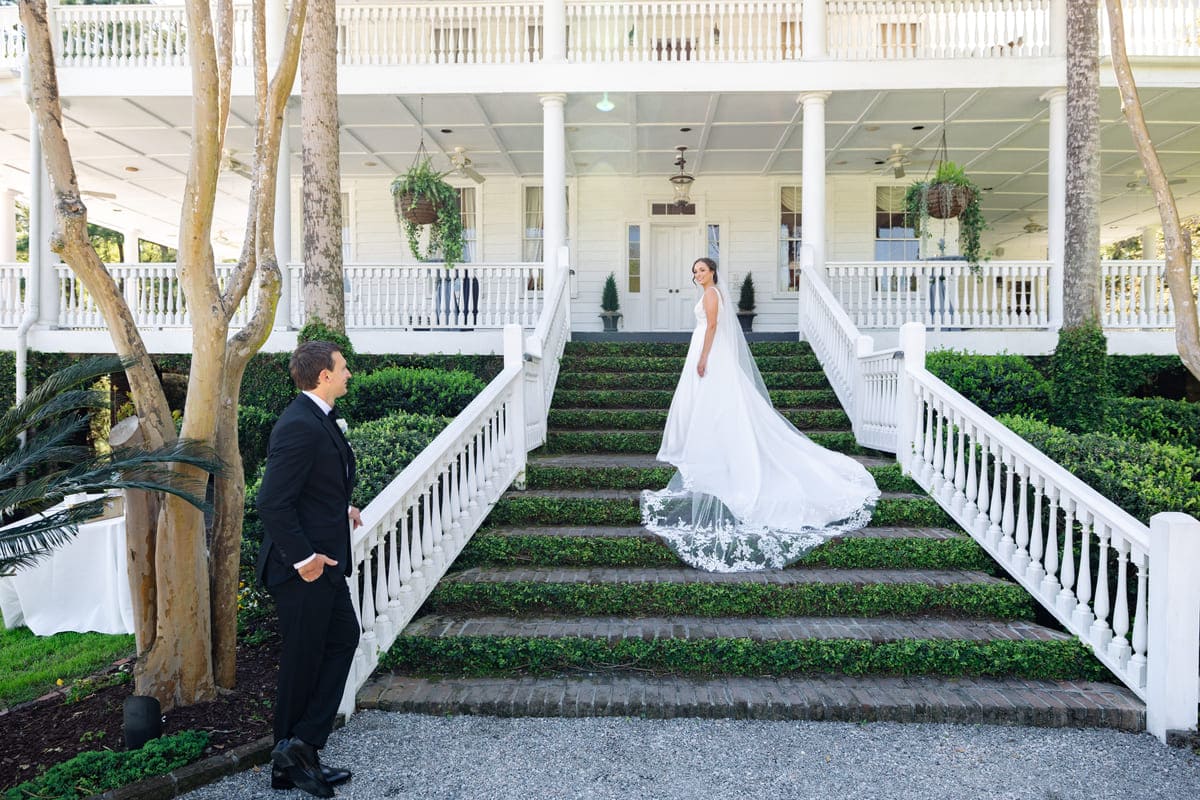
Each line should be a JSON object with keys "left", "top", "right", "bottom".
{"left": 290, "top": 341, "right": 340, "bottom": 390}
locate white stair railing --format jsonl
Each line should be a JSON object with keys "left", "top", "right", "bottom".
{"left": 801, "top": 262, "right": 1200, "bottom": 743}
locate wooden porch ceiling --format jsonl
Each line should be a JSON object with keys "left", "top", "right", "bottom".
{"left": 1, "top": 87, "right": 1199, "bottom": 251}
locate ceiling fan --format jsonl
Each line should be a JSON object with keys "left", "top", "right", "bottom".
{"left": 873, "top": 144, "right": 920, "bottom": 179}
{"left": 1125, "top": 171, "right": 1187, "bottom": 192}
{"left": 1022, "top": 217, "right": 1048, "bottom": 234}
{"left": 448, "top": 146, "right": 486, "bottom": 184}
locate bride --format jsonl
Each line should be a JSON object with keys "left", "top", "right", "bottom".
{"left": 640, "top": 257, "right": 880, "bottom": 573}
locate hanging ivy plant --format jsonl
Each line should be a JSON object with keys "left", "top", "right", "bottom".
{"left": 904, "top": 160, "right": 986, "bottom": 270}
{"left": 389, "top": 157, "right": 465, "bottom": 267}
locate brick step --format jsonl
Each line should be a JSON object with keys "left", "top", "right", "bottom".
{"left": 526, "top": 453, "right": 897, "bottom": 470}
{"left": 559, "top": 354, "right": 823, "bottom": 373}
{"left": 404, "top": 614, "right": 1070, "bottom": 643}
{"left": 556, "top": 371, "right": 831, "bottom": 391}
{"left": 564, "top": 341, "right": 815, "bottom": 358}
{"left": 553, "top": 388, "right": 841, "bottom": 410}
{"left": 546, "top": 407, "right": 851, "bottom": 432}
{"left": 542, "top": 430, "right": 863, "bottom": 456}
{"left": 358, "top": 674, "right": 1144, "bottom": 731}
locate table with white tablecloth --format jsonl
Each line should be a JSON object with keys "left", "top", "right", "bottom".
{"left": 0, "top": 507, "right": 134, "bottom": 636}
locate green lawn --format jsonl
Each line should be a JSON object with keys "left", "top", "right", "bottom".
{"left": 0, "top": 612, "right": 134, "bottom": 708}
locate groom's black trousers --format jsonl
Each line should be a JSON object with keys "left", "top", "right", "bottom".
{"left": 269, "top": 571, "right": 359, "bottom": 748}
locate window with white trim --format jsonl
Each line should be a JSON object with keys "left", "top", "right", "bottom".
{"left": 627, "top": 225, "right": 641, "bottom": 293}
{"left": 780, "top": 186, "right": 802, "bottom": 291}
{"left": 522, "top": 185, "right": 570, "bottom": 262}
{"left": 874, "top": 186, "right": 919, "bottom": 261}
{"left": 458, "top": 187, "right": 477, "bottom": 262}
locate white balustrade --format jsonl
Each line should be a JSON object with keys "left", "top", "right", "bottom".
{"left": 565, "top": 0, "right": 803, "bottom": 62}
{"left": 521, "top": 267, "right": 572, "bottom": 450}
{"left": 1101, "top": 259, "right": 1199, "bottom": 329}
{"left": 0, "top": 263, "right": 26, "bottom": 328}
{"left": 338, "top": 322, "right": 530, "bottom": 716}
{"left": 337, "top": 3, "right": 545, "bottom": 66}
{"left": 826, "top": 261, "right": 1052, "bottom": 330}
{"left": 54, "top": 4, "right": 193, "bottom": 68}
{"left": 0, "top": 7, "right": 24, "bottom": 71}
{"left": 1100, "top": 0, "right": 1200, "bottom": 58}
{"left": 827, "top": 0, "right": 1052, "bottom": 60}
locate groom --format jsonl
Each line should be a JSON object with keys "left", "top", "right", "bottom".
{"left": 256, "top": 340, "right": 362, "bottom": 798}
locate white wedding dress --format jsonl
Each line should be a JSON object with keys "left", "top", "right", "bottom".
{"left": 640, "top": 283, "right": 880, "bottom": 572}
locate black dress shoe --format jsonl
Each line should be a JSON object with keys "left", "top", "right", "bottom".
{"left": 272, "top": 765, "right": 352, "bottom": 789}
{"left": 270, "top": 738, "right": 334, "bottom": 798}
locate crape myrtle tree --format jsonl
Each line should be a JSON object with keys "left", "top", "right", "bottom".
{"left": 17, "top": 0, "right": 307, "bottom": 708}
{"left": 1103, "top": 0, "right": 1200, "bottom": 381}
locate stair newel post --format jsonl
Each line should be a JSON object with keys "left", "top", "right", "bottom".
{"left": 1056, "top": 498, "right": 1077, "bottom": 618}
{"left": 1089, "top": 521, "right": 1112, "bottom": 649}
{"left": 1072, "top": 511, "right": 1095, "bottom": 631}
{"left": 1040, "top": 485, "right": 1062, "bottom": 599}
{"left": 505, "top": 324, "right": 530, "bottom": 488}
{"left": 998, "top": 452, "right": 1016, "bottom": 561}
{"left": 1026, "top": 473, "right": 1045, "bottom": 585}
{"left": 950, "top": 413, "right": 967, "bottom": 514}
{"left": 1012, "top": 463, "right": 1031, "bottom": 576}
{"left": 1146, "top": 513, "right": 1200, "bottom": 741}
{"left": 894, "top": 323, "right": 926, "bottom": 478}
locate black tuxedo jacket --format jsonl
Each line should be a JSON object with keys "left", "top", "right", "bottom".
{"left": 255, "top": 394, "right": 358, "bottom": 587}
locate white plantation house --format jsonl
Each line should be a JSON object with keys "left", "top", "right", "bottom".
{"left": 2, "top": 0, "right": 1200, "bottom": 745}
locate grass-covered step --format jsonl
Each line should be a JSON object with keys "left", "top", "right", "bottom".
{"left": 553, "top": 388, "right": 840, "bottom": 410}
{"left": 556, "top": 371, "right": 831, "bottom": 391}
{"left": 455, "top": 530, "right": 996, "bottom": 572}
{"left": 526, "top": 461, "right": 914, "bottom": 492}
{"left": 427, "top": 566, "right": 1033, "bottom": 620}
{"left": 528, "top": 452, "right": 898, "bottom": 470}
{"left": 559, "top": 354, "right": 823, "bottom": 373}
{"left": 564, "top": 341, "right": 815, "bottom": 358}
{"left": 380, "top": 630, "right": 1105, "bottom": 682}
{"left": 358, "top": 673, "right": 1145, "bottom": 730}
{"left": 486, "top": 494, "right": 955, "bottom": 528}
{"left": 543, "top": 430, "right": 864, "bottom": 455}
{"left": 546, "top": 408, "right": 851, "bottom": 432}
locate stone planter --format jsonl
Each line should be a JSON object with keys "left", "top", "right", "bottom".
{"left": 599, "top": 311, "right": 622, "bottom": 332}
{"left": 737, "top": 311, "right": 755, "bottom": 334}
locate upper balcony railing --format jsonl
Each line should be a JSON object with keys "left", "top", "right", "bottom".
{"left": 2, "top": 0, "right": 1197, "bottom": 73}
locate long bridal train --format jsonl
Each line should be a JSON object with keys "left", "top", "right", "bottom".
{"left": 641, "top": 279, "right": 879, "bottom": 573}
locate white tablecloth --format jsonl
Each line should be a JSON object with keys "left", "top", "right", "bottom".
{"left": 0, "top": 513, "right": 135, "bottom": 635}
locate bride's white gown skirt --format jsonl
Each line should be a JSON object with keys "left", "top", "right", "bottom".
{"left": 641, "top": 296, "right": 880, "bottom": 572}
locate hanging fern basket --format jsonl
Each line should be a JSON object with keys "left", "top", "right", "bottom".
{"left": 395, "top": 192, "right": 439, "bottom": 225}
{"left": 924, "top": 182, "right": 975, "bottom": 220}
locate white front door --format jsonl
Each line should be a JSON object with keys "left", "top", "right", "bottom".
{"left": 649, "top": 225, "right": 701, "bottom": 331}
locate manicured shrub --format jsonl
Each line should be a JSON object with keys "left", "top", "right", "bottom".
{"left": 3, "top": 730, "right": 209, "bottom": 800}
{"left": 346, "top": 411, "right": 449, "bottom": 507}
{"left": 1107, "top": 354, "right": 1188, "bottom": 398}
{"left": 1102, "top": 396, "right": 1200, "bottom": 450}
{"left": 298, "top": 320, "right": 356, "bottom": 359}
{"left": 341, "top": 367, "right": 484, "bottom": 423}
{"left": 237, "top": 404, "right": 275, "bottom": 479}
{"left": 925, "top": 350, "right": 1051, "bottom": 419}
{"left": 1001, "top": 414, "right": 1200, "bottom": 522}
{"left": 240, "top": 352, "right": 295, "bottom": 415}
{"left": 1049, "top": 322, "right": 1109, "bottom": 432}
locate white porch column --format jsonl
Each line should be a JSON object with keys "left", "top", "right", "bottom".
{"left": 0, "top": 189, "right": 16, "bottom": 261}
{"left": 1043, "top": 88, "right": 1066, "bottom": 329}
{"left": 540, "top": 93, "right": 567, "bottom": 290}
{"left": 1140, "top": 225, "right": 1159, "bottom": 259}
{"left": 801, "top": 0, "right": 827, "bottom": 59}
{"left": 800, "top": 92, "right": 830, "bottom": 275}
{"left": 543, "top": 0, "right": 566, "bottom": 63}
{"left": 275, "top": 121, "right": 294, "bottom": 328}
{"left": 122, "top": 227, "right": 141, "bottom": 263}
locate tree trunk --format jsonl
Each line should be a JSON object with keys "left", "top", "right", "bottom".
{"left": 110, "top": 417, "right": 159, "bottom": 657}
{"left": 1063, "top": 0, "right": 1102, "bottom": 328}
{"left": 1103, "top": 0, "right": 1200, "bottom": 381}
{"left": 301, "top": 0, "right": 346, "bottom": 332}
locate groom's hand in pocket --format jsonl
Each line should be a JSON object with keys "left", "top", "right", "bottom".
{"left": 298, "top": 554, "right": 339, "bottom": 582}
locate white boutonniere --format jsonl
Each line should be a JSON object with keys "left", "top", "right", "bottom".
{"left": 335, "top": 418, "right": 349, "bottom": 435}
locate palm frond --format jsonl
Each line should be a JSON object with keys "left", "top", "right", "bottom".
{"left": 0, "top": 503, "right": 102, "bottom": 577}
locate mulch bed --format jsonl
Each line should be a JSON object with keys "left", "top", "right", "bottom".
{"left": 0, "top": 618, "right": 280, "bottom": 793}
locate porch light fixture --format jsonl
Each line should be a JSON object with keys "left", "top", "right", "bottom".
{"left": 668, "top": 145, "right": 695, "bottom": 208}
{"left": 596, "top": 92, "right": 615, "bottom": 112}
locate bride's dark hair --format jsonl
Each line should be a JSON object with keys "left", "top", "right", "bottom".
{"left": 692, "top": 257, "right": 718, "bottom": 284}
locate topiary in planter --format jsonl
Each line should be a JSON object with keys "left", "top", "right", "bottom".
{"left": 737, "top": 273, "right": 756, "bottom": 333}
{"left": 600, "top": 272, "right": 622, "bottom": 332}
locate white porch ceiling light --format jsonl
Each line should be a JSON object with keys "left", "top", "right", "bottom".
{"left": 596, "top": 92, "right": 615, "bottom": 112}
{"left": 668, "top": 145, "right": 695, "bottom": 207}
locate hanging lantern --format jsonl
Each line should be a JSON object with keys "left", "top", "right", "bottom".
{"left": 668, "top": 146, "right": 695, "bottom": 208}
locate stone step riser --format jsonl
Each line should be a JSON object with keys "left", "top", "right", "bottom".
{"left": 546, "top": 409, "right": 851, "bottom": 432}
{"left": 524, "top": 463, "right": 914, "bottom": 492}
{"left": 359, "top": 675, "right": 1144, "bottom": 731}
{"left": 560, "top": 356, "right": 823, "bottom": 373}
{"left": 556, "top": 372, "right": 832, "bottom": 391}
{"left": 542, "top": 430, "right": 864, "bottom": 456}
{"left": 552, "top": 389, "right": 841, "bottom": 411}
{"left": 564, "top": 343, "right": 815, "bottom": 358}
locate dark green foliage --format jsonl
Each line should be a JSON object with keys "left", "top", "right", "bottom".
{"left": 601, "top": 273, "right": 620, "bottom": 312}
{"left": 341, "top": 367, "right": 485, "bottom": 424}
{"left": 563, "top": 341, "right": 813, "bottom": 358}
{"left": 925, "top": 351, "right": 1051, "bottom": 419}
{"left": 547, "top": 407, "right": 849, "bottom": 431}
{"left": 0, "top": 350, "right": 14, "bottom": 412}
{"left": 524, "top": 463, "right": 917, "bottom": 493}
{"left": 559, "top": 354, "right": 823, "bottom": 373}
{"left": 542, "top": 430, "right": 863, "bottom": 455}
{"left": 455, "top": 533, "right": 994, "bottom": 573}
{"left": 555, "top": 371, "right": 830, "bottom": 391}
{"left": 346, "top": 412, "right": 449, "bottom": 507}
{"left": 382, "top": 635, "right": 1105, "bottom": 681}
{"left": 236, "top": 404, "right": 275, "bottom": 480}
{"left": 1106, "top": 355, "right": 1188, "bottom": 398}
{"left": 1001, "top": 415, "right": 1200, "bottom": 522}
{"left": 1102, "top": 396, "right": 1200, "bottom": 450}
{"left": 298, "top": 320, "right": 355, "bottom": 359}
{"left": 866, "top": 464, "right": 923, "bottom": 493}
{"left": 2, "top": 730, "right": 209, "bottom": 800}
{"left": 1050, "top": 323, "right": 1110, "bottom": 432}
{"left": 426, "top": 580, "right": 1034, "bottom": 620}
{"left": 738, "top": 273, "right": 755, "bottom": 312}
{"left": 552, "top": 388, "right": 840, "bottom": 410}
